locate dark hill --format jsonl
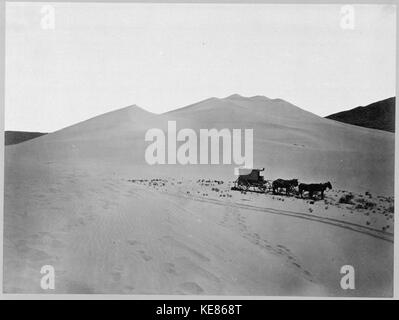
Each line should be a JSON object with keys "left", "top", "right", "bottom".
{"left": 5, "top": 131, "right": 47, "bottom": 145}
{"left": 326, "top": 97, "right": 395, "bottom": 132}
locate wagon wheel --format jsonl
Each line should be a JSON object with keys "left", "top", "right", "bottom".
{"left": 242, "top": 181, "right": 250, "bottom": 191}
{"left": 235, "top": 180, "right": 245, "bottom": 191}
{"left": 259, "top": 186, "right": 266, "bottom": 193}
{"left": 231, "top": 179, "right": 238, "bottom": 191}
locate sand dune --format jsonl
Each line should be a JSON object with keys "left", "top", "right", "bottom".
{"left": 7, "top": 94, "right": 393, "bottom": 193}
{"left": 4, "top": 95, "right": 394, "bottom": 295}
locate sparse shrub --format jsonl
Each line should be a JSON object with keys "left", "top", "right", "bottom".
{"left": 355, "top": 198, "right": 376, "bottom": 210}
{"left": 388, "top": 205, "right": 394, "bottom": 213}
{"left": 338, "top": 194, "right": 354, "bottom": 204}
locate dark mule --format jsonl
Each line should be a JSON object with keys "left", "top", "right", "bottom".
{"left": 272, "top": 179, "right": 298, "bottom": 196}
{"left": 298, "top": 182, "right": 332, "bottom": 199}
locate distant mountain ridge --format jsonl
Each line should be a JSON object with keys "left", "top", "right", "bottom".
{"left": 5, "top": 131, "right": 47, "bottom": 145}
{"left": 326, "top": 97, "right": 395, "bottom": 132}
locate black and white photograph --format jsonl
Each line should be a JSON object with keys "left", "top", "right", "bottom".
{"left": 2, "top": 1, "right": 396, "bottom": 298}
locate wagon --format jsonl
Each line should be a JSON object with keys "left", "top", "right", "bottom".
{"left": 231, "top": 167, "right": 272, "bottom": 193}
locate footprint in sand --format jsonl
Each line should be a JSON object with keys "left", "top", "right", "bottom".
{"left": 179, "top": 282, "right": 204, "bottom": 294}
{"left": 127, "top": 239, "right": 140, "bottom": 246}
{"left": 138, "top": 250, "right": 152, "bottom": 262}
{"left": 304, "top": 270, "right": 312, "bottom": 277}
{"left": 163, "top": 262, "right": 177, "bottom": 275}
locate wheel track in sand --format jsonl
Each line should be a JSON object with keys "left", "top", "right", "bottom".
{"left": 150, "top": 188, "right": 394, "bottom": 243}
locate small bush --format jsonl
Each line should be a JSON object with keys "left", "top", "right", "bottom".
{"left": 338, "top": 194, "right": 354, "bottom": 204}
{"left": 355, "top": 198, "right": 376, "bottom": 210}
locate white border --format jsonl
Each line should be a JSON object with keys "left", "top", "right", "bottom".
{"left": 0, "top": 0, "right": 397, "bottom": 300}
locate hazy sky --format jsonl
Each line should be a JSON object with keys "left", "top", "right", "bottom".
{"left": 5, "top": 3, "right": 396, "bottom": 132}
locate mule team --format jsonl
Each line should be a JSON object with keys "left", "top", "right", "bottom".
{"left": 272, "top": 179, "right": 332, "bottom": 200}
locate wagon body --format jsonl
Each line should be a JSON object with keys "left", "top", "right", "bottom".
{"left": 232, "top": 168, "right": 272, "bottom": 193}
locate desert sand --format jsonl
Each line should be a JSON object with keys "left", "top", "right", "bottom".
{"left": 3, "top": 95, "right": 394, "bottom": 296}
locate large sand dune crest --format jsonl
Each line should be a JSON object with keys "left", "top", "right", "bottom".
{"left": 6, "top": 94, "right": 393, "bottom": 194}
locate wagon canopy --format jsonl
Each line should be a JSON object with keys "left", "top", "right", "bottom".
{"left": 234, "top": 167, "right": 265, "bottom": 181}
